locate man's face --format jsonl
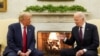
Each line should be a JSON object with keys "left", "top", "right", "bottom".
{"left": 22, "top": 15, "right": 31, "bottom": 26}
{"left": 74, "top": 15, "right": 84, "bottom": 27}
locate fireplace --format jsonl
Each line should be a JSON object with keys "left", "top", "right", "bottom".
{"left": 31, "top": 13, "right": 77, "bottom": 56}
{"left": 30, "top": 12, "right": 89, "bottom": 56}
{"left": 37, "top": 31, "right": 73, "bottom": 56}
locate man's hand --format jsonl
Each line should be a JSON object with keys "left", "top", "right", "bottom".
{"left": 76, "top": 50, "right": 84, "bottom": 56}
{"left": 57, "top": 33, "right": 66, "bottom": 40}
{"left": 25, "top": 51, "right": 31, "bottom": 56}
{"left": 19, "top": 51, "right": 26, "bottom": 56}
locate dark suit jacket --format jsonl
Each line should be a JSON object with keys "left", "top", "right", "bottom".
{"left": 3, "top": 23, "right": 36, "bottom": 55}
{"left": 65, "top": 23, "right": 99, "bottom": 52}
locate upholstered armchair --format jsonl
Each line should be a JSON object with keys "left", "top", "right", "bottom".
{"left": 87, "top": 19, "right": 100, "bottom": 55}
{"left": 0, "top": 19, "right": 18, "bottom": 55}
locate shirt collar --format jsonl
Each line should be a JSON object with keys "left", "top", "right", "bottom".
{"left": 82, "top": 22, "right": 86, "bottom": 28}
{"left": 20, "top": 22, "right": 24, "bottom": 29}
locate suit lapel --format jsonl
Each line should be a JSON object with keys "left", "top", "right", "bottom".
{"left": 83, "top": 23, "right": 89, "bottom": 42}
{"left": 16, "top": 23, "right": 23, "bottom": 46}
{"left": 75, "top": 26, "right": 80, "bottom": 42}
{"left": 27, "top": 26, "right": 32, "bottom": 46}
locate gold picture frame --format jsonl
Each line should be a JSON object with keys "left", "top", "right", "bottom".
{"left": 0, "top": 0, "right": 7, "bottom": 12}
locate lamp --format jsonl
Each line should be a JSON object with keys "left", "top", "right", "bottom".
{"left": 48, "top": 32, "right": 58, "bottom": 40}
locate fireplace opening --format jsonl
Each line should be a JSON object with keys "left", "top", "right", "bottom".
{"left": 37, "top": 31, "right": 73, "bottom": 56}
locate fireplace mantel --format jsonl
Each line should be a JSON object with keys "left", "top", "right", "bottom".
{"left": 31, "top": 12, "right": 90, "bottom": 23}
{"left": 31, "top": 12, "right": 90, "bottom": 16}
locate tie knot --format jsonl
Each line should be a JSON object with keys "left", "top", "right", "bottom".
{"left": 80, "top": 27, "right": 82, "bottom": 29}
{"left": 24, "top": 26, "right": 26, "bottom": 29}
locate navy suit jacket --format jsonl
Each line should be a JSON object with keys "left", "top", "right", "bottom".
{"left": 3, "top": 23, "right": 36, "bottom": 55}
{"left": 65, "top": 23, "right": 99, "bottom": 52}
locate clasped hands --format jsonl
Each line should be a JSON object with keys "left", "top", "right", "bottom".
{"left": 19, "top": 51, "right": 31, "bottom": 56}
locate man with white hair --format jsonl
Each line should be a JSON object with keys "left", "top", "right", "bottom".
{"left": 3, "top": 12, "right": 43, "bottom": 56}
{"left": 60, "top": 12, "right": 99, "bottom": 56}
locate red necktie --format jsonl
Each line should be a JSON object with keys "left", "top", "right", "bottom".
{"left": 79, "top": 27, "right": 83, "bottom": 42}
{"left": 22, "top": 26, "right": 27, "bottom": 53}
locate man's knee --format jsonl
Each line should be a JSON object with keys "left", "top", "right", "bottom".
{"left": 60, "top": 49, "right": 66, "bottom": 54}
{"left": 31, "top": 50, "right": 44, "bottom": 56}
{"left": 7, "top": 52, "right": 17, "bottom": 56}
{"left": 60, "top": 49, "right": 75, "bottom": 56}
{"left": 37, "top": 51, "right": 44, "bottom": 56}
{"left": 84, "top": 51, "right": 97, "bottom": 56}
{"left": 60, "top": 49, "right": 67, "bottom": 56}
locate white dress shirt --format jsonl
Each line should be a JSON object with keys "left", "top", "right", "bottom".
{"left": 79, "top": 22, "right": 86, "bottom": 39}
{"left": 79, "top": 23, "right": 87, "bottom": 52}
{"left": 18, "top": 23, "right": 31, "bottom": 54}
{"left": 20, "top": 23, "right": 27, "bottom": 35}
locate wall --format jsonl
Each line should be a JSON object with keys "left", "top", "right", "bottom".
{"left": 0, "top": 0, "right": 100, "bottom": 19}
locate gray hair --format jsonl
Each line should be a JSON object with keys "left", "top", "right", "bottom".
{"left": 74, "top": 12, "right": 86, "bottom": 21}
{"left": 18, "top": 12, "right": 32, "bottom": 22}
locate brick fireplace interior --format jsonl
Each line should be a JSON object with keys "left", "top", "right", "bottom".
{"left": 37, "top": 31, "right": 73, "bottom": 56}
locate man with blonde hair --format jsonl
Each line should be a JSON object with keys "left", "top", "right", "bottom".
{"left": 3, "top": 12, "right": 43, "bottom": 56}
{"left": 60, "top": 12, "right": 99, "bottom": 56}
